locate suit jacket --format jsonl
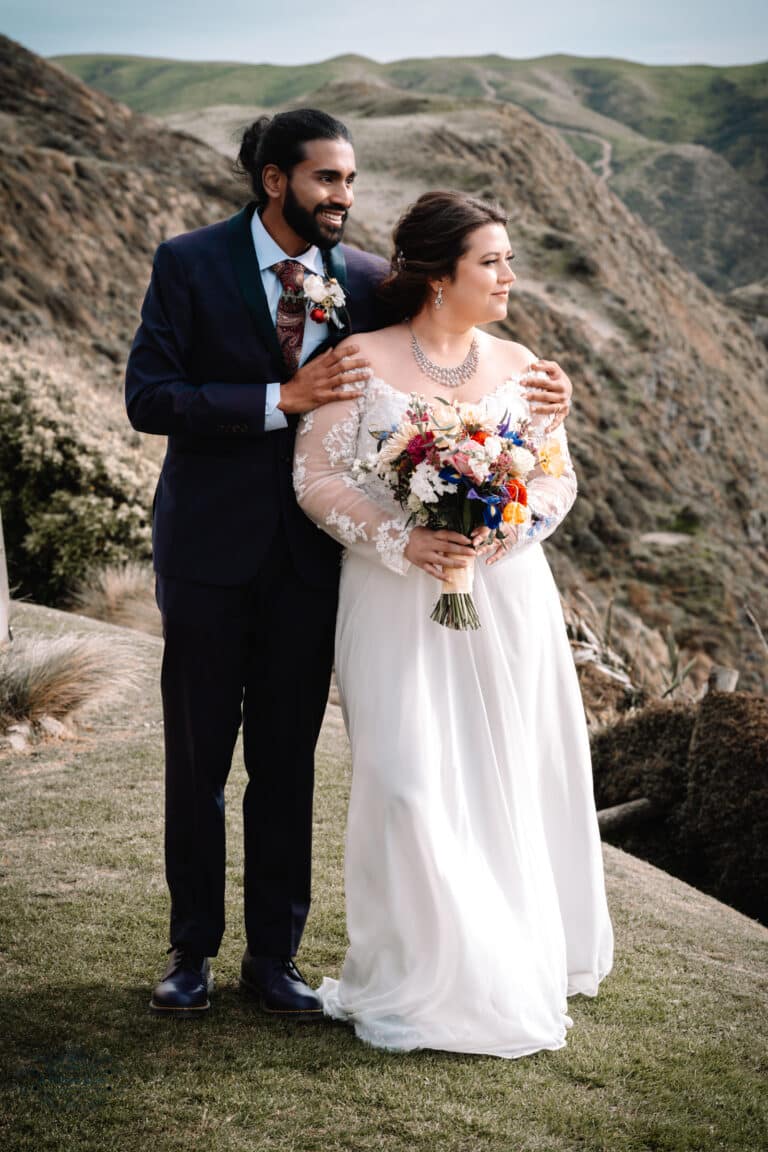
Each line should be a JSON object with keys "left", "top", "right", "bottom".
{"left": 125, "top": 202, "right": 388, "bottom": 589}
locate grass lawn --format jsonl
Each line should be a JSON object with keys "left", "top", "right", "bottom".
{"left": 1, "top": 604, "right": 766, "bottom": 1151}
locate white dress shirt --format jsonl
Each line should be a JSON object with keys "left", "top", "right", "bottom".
{"left": 250, "top": 210, "right": 329, "bottom": 432}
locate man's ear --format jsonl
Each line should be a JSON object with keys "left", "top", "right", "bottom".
{"left": 261, "top": 163, "right": 286, "bottom": 202}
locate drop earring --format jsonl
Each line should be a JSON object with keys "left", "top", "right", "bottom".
{"left": 435, "top": 286, "right": 444, "bottom": 309}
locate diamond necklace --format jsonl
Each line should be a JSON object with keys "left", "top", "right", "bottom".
{"left": 409, "top": 325, "right": 479, "bottom": 389}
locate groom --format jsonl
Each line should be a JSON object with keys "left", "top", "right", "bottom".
{"left": 126, "top": 109, "right": 386, "bottom": 1016}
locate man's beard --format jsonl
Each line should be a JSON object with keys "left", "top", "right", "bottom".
{"left": 283, "top": 182, "right": 347, "bottom": 251}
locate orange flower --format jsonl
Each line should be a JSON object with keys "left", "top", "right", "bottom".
{"left": 504, "top": 480, "right": 527, "bottom": 506}
{"left": 503, "top": 501, "right": 528, "bottom": 525}
{"left": 471, "top": 430, "right": 489, "bottom": 445}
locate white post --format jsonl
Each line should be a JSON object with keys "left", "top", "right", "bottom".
{"left": 0, "top": 508, "right": 10, "bottom": 645}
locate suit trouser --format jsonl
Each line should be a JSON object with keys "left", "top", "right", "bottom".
{"left": 156, "top": 536, "right": 337, "bottom": 958}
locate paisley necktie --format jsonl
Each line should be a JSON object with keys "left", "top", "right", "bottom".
{"left": 271, "top": 259, "right": 306, "bottom": 375}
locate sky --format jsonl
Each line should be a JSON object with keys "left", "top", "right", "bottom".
{"left": 1, "top": 0, "right": 767, "bottom": 67}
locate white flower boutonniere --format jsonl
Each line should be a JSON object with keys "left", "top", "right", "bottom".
{"left": 304, "top": 273, "right": 347, "bottom": 329}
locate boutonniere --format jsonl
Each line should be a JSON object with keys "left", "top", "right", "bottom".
{"left": 303, "top": 273, "right": 347, "bottom": 329}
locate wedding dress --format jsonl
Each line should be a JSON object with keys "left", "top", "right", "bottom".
{"left": 295, "top": 375, "right": 614, "bottom": 1059}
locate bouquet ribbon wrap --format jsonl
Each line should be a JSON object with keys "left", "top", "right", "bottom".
{"left": 431, "top": 554, "right": 480, "bottom": 631}
{"left": 440, "top": 556, "right": 475, "bottom": 596}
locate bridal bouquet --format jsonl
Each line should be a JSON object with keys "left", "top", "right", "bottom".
{"left": 364, "top": 393, "right": 564, "bottom": 630}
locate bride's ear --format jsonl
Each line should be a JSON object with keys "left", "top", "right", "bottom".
{"left": 428, "top": 279, "right": 447, "bottom": 309}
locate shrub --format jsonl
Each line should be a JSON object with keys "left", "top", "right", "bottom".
{"left": 72, "top": 562, "right": 161, "bottom": 636}
{"left": 0, "top": 361, "right": 155, "bottom": 604}
{"left": 684, "top": 691, "right": 768, "bottom": 923}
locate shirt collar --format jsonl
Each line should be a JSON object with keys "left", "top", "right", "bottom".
{"left": 251, "top": 209, "right": 325, "bottom": 276}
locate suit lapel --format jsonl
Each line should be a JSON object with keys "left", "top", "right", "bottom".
{"left": 228, "top": 203, "right": 353, "bottom": 362}
{"left": 324, "top": 245, "right": 351, "bottom": 339}
{"left": 226, "top": 202, "right": 284, "bottom": 368}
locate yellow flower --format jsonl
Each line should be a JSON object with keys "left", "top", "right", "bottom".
{"left": 539, "top": 438, "right": 565, "bottom": 478}
{"left": 502, "top": 501, "right": 529, "bottom": 525}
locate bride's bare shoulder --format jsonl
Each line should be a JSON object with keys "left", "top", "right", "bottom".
{"left": 337, "top": 326, "right": 404, "bottom": 355}
{"left": 482, "top": 332, "right": 535, "bottom": 375}
{"left": 335, "top": 325, "right": 408, "bottom": 375}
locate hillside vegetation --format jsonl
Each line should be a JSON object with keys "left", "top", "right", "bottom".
{"left": 54, "top": 51, "right": 768, "bottom": 292}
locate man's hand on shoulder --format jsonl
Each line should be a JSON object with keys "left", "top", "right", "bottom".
{"left": 278, "top": 342, "right": 372, "bottom": 415}
{"left": 521, "top": 357, "right": 573, "bottom": 430}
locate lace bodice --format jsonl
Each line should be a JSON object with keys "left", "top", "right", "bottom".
{"left": 294, "top": 376, "right": 577, "bottom": 574}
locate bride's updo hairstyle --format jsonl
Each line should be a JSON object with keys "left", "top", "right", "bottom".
{"left": 379, "top": 190, "right": 508, "bottom": 320}
{"left": 236, "top": 109, "right": 352, "bottom": 208}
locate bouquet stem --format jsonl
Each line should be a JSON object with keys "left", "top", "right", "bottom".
{"left": 430, "top": 557, "right": 480, "bottom": 631}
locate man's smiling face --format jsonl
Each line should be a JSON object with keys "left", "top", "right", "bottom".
{"left": 281, "top": 137, "right": 357, "bottom": 250}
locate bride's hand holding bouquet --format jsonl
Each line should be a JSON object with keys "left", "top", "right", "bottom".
{"left": 364, "top": 391, "right": 559, "bottom": 629}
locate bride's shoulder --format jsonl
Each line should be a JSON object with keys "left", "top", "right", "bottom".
{"left": 335, "top": 324, "right": 408, "bottom": 379}
{"left": 335, "top": 325, "right": 404, "bottom": 359}
{"left": 481, "top": 331, "right": 536, "bottom": 376}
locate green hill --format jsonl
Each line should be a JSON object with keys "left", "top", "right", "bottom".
{"left": 51, "top": 52, "right": 357, "bottom": 114}
{"left": 52, "top": 51, "right": 768, "bottom": 292}
{"left": 54, "top": 51, "right": 768, "bottom": 182}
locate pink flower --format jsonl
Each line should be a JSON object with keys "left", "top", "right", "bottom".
{"left": 451, "top": 449, "right": 488, "bottom": 485}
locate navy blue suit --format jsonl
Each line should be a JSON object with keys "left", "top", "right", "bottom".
{"left": 126, "top": 202, "right": 387, "bottom": 957}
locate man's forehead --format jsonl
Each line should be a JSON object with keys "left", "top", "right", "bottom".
{"left": 299, "top": 137, "right": 356, "bottom": 172}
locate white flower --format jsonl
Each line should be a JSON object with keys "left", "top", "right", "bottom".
{"left": 409, "top": 460, "right": 452, "bottom": 504}
{"left": 304, "top": 274, "right": 346, "bottom": 307}
{"left": 328, "top": 280, "right": 346, "bottom": 307}
{"left": 303, "top": 274, "right": 328, "bottom": 303}
{"left": 506, "top": 445, "right": 537, "bottom": 476}
{"left": 484, "top": 435, "right": 502, "bottom": 461}
{"left": 428, "top": 401, "right": 462, "bottom": 447}
{"left": 457, "top": 402, "right": 483, "bottom": 424}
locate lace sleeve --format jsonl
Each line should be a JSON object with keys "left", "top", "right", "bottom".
{"left": 504, "top": 420, "right": 577, "bottom": 555}
{"left": 526, "top": 420, "right": 577, "bottom": 542}
{"left": 293, "top": 392, "right": 413, "bottom": 575}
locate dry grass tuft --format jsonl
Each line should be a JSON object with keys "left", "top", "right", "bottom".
{"left": 72, "top": 562, "right": 161, "bottom": 636}
{"left": 0, "top": 632, "right": 141, "bottom": 731}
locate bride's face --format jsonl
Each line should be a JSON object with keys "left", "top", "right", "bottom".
{"left": 448, "top": 223, "right": 516, "bottom": 323}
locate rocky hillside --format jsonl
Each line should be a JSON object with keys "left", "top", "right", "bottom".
{"left": 166, "top": 87, "right": 768, "bottom": 688}
{"left": 1, "top": 37, "right": 767, "bottom": 688}
{"left": 0, "top": 37, "right": 241, "bottom": 372}
{"left": 0, "top": 36, "right": 242, "bottom": 599}
{"left": 56, "top": 51, "right": 768, "bottom": 297}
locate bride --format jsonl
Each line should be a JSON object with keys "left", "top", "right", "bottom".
{"left": 294, "top": 190, "right": 614, "bottom": 1059}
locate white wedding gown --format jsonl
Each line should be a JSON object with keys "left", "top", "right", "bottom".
{"left": 295, "top": 375, "right": 614, "bottom": 1059}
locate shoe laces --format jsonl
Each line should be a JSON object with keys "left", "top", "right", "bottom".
{"left": 283, "top": 958, "right": 307, "bottom": 984}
